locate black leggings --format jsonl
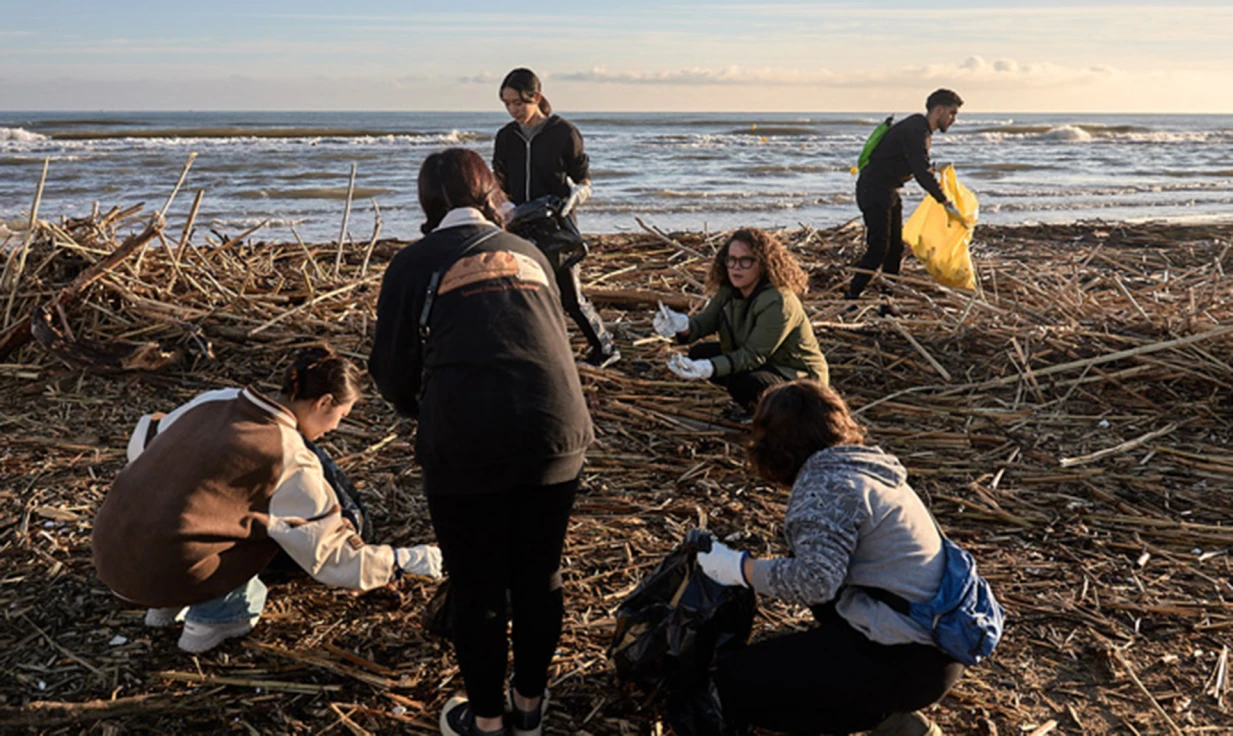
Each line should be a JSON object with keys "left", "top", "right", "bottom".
{"left": 426, "top": 480, "right": 578, "bottom": 719}
{"left": 713, "top": 603, "right": 964, "bottom": 735}
{"left": 688, "top": 342, "right": 788, "bottom": 411}
{"left": 555, "top": 259, "right": 615, "bottom": 358}
{"left": 848, "top": 182, "right": 904, "bottom": 299}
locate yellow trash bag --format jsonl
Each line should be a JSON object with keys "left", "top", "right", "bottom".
{"left": 902, "top": 165, "right": 978, "bottom": 289}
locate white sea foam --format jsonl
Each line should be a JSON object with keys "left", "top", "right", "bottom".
{"left": 0, "top": 127, "right": 49, "bottom": 142}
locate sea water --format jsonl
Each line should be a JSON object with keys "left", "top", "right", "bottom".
{"left": 1, "top": 111, "right": 1231, "bottom": 242}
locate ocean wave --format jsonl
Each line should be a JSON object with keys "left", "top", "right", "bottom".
{"left": 0, "top": 127, "right": 49, "bottom": 142}
{"left": 572, "top": 116, "right": 872, "bottom": 128}
{"left": 745, "top": 163, "right": 848, "bottom": 176}
{"left": 726, "top": 126, "right": 819, "bottom": 137}
{"left": 1160, "top": 169, "right": 1233, "bottom": 178}
{"left": 975, "top": 181, "right": 1232, "bottom": 198}
{"left": 42, "top": 127, "right": 488, "bottom": 142}
{"left": 969, "top": 123, "right": 1231, "bottom": 144}
{"left": 237, "top": 186, "right": 398, "bottom": 201}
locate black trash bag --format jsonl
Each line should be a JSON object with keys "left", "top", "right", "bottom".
{"left": 506, "top": 195, "right": 589, "bottom": 270}
{"left": 610, "top": 530, "right": 757, "bottom": 696}
{"left": 302, "top": 436, "right": 375, "bottom": 542}
{"left": 422, "top": 577, "right": 453, "bottom": 640}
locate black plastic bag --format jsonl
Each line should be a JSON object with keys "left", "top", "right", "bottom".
{"left": 303, "top": 436, "right": 374, "bottom": 542}
{"left": 506, "top": 195, "right": 589, "bottom": 270}
{"left": 610, "top": 530, "right": 756, "bottom": 696}
{"left": 422, "top": 577, "right": 453, "bottom": 639}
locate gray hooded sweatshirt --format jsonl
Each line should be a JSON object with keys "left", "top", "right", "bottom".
{"left": 749, "top": 445, "right": 945, "bottom": 646}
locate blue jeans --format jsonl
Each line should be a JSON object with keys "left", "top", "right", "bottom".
{"left": 185, "top": 576, "right": 267, "bottom": 624}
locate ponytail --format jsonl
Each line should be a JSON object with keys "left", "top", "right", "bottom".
{"left": 282, "top": 345, "right": 362, "bottom": 404}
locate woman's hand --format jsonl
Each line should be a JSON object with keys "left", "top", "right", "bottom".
{"left": 697, "top": 540, "right": 751, "bottom": 588}
{"left": 667, "top": 354, "right": 714, "bottom": 380}
{"left": 395, "top": 545, "right": 444, "bottom": 580}
{"left": 653, "top": 301, "right": 690, "bottom": 338}
{"left": 562, "top": 177, "right": 592, "bottom": 216}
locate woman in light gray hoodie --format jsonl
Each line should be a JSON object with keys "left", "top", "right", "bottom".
{"left": 697, "top": 380, "right": 965, "bottom": 736}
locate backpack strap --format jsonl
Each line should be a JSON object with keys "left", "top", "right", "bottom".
{"left": 418, "top": 228, "right": 501, "bottom": 342}
{"left": 415, "top": 228, "right": 502, "bottom": 403}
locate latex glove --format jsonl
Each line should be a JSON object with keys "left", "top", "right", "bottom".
{"left": 696, "top": 539, "right": 750, "bottom": 588}
{"left": 395, "top": 544, "right": 443, "bottom": 580}
{"left": 943, "top": 201, "right": 968, "bottom": 227}
{"left": 652, "top": 300, "right": 689, "bottom": 338}
{"left": 561, "top": 178, "right": 592, "bottom": 216}
{"left": 667, "top": 353, "right": 714, "bottom": 380}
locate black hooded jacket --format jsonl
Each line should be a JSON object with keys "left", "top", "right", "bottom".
{"left": 369, "top": 222, "right": 593, "bottom": 495}
{"left": 493, "top": 115, "right": 590, "bottom": 205}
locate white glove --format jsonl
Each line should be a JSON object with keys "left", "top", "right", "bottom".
{"left": 498, "top": 200, "right": 516, "bottom": 218}
{"left": 561, "top": 178, "right": 591, "bottom": 216}
{"left": 667, "top": 353, "right": 714, "bottom": 380}
{"left": 652, "top": 301, "right": 690, "bottom": 338}
{"left": 395, "top": 544, "right": 443, "bottom": 580}
{"left": 696, "top": 540, "right": 750, "bottom": 588}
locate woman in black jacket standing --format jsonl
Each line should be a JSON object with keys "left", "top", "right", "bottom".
{"left": 493, "top": 67, "right": 619, "bottom": 368}
{"left": 369, "top": 148, "right": 594, "bottom": 736}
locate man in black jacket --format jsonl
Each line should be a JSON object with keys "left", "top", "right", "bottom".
{"left": 847, "top": 89, "right": 965, "bottom": 301}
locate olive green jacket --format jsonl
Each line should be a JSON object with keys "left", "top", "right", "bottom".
{"left": 684, "top": 282, "right": 829, "bottom": 384}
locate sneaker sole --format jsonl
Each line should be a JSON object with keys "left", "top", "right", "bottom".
{"left": 439, "top": 694, "right": 470, "bottom": 736}
{"left": 176, "top": 620, "right": 256, "bottom": 653}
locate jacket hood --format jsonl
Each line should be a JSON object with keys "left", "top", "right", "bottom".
{"left": 800, "top": 445, "right": 906, "bottom": 487}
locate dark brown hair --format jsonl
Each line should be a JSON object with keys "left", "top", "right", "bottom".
{"left": 281, "top": 346, "right": 363, "bottom": 405}
{"left": 500, "top": 68, "right": 552, "bottom": 116}
{"left": 706, "top": 228, "right": 810, "bottom": 296}
{"left": 417, "top": 148, "right": 509, "bottom": 234}
{"left": 926, "top": 88, "right": 964, "bottom": 111}
{"left": 746, "top": 380, "right": 867, "bottom": 487}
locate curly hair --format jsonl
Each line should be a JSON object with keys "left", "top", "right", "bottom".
{"left": 706, "top": 228, "right": 809, "bottom": 296}
{"left": 746, "top": 380, "right": 868, "bottom": 487}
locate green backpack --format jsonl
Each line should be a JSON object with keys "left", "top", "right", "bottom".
{"left": 857, "top": 115, "right": 894, "bottom": 172}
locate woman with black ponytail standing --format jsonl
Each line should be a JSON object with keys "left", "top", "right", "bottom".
{"left": 493, "top": 67, "right": 619, "bottom": 368}
{"left": 370, "top": 148, "right": 593, "bottom": 736}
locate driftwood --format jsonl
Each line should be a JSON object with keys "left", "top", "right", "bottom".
{"left": 0, "top": 185, "right": 1231, "bottom": 734}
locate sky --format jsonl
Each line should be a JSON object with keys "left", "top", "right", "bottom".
{"left": 1, "top": 1, "right": 1230, "bottom": 113}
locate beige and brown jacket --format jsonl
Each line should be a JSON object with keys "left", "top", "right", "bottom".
{"left": 93, "top": 388, "right": 397, "bottom": 608}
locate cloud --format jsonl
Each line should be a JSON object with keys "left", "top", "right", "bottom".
{"left": 555, "top": 65, "right": 839, "bottom": 85}
{"left": 549, "top": 57, "right": 1121, "bottom": 89}
{"left": 458, "top": 72, "right": 501, "bottom": 84}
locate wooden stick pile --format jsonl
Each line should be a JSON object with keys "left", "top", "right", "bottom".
{"left": 1, "top": 195, "right": 1230, "bottom": 734}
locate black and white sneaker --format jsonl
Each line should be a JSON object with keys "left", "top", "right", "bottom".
{"left": 440, "top": 695, "right": 508, "bottom": 736}
{"left": 505, "top": 685, "right": 549, "bottom": 736}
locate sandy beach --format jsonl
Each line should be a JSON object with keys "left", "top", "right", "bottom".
{"left": 1, "top": 207, "right": 1231, "bottom": 733}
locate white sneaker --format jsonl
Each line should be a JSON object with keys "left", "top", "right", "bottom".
{"left": 506, "top": 685, "right": 549, "bottom": 736}
{"left": 144, "top": 606, "right": 188, "bottom": 628}
{"left": 177, "top": 617, "right": 258, "bottom": 653}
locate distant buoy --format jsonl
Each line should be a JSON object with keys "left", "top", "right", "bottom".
{"left": 751, "top": 124, "right": 757, "bottom": 130}
{"left": 760, "top": 136, "right": 768, "bottom": 143}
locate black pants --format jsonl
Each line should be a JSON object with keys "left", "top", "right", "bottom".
{"left": 689, "top": 342, "right": 787, "bottom": 411}
{"left": 426, "top": 479, "right": 578, "bottom": 719}
{"left": 713, "top": 603, "right": 964, "bottom": 735}
{"left": 555, "top": 258, "right": 615, "bottom": 359}
{"left": 848, "top": 181, "right": 904, "bottom": 299}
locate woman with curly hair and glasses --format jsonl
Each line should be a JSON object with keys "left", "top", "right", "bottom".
{"left": 694, "top": 380, "right": 966, "bottom": 736}
{"left": 653, "top": 227, "right": 829, "bottom": 412}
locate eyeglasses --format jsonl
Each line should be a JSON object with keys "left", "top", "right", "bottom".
{"left": 725, "top": 256, "right": 757, "bottom": 270}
